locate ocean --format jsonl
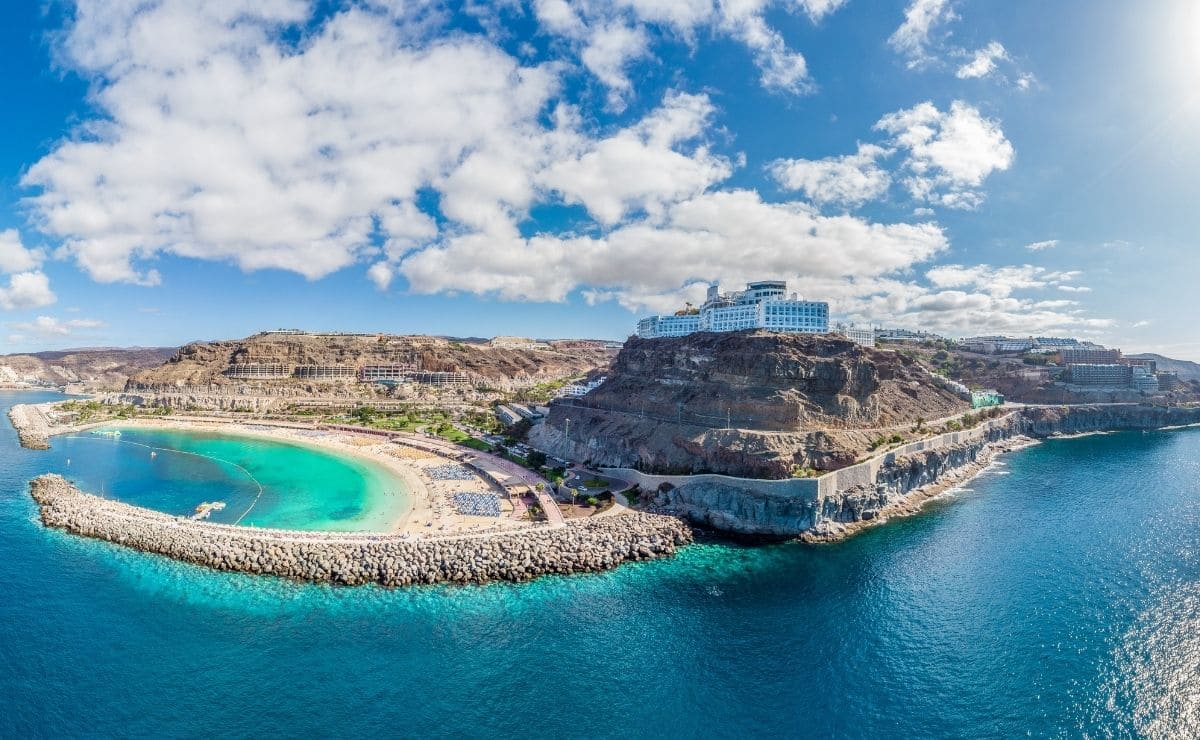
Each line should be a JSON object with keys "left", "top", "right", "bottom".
{"left": 2, "top": 389, "right": 1197, "bottom": 737}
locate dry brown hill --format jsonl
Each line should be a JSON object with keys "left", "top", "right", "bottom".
{"left": 0, "top": 347, "right": 178, "bottom": 391}
{"left": 126, "top": 332, "right": 615, "bottom": 393}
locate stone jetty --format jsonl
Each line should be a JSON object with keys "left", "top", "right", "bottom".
{"left": 29, "top": 475, "right": 694, "bottom": 586}
{"left": 7, "top": 404, "right": 50, "bottom": 449}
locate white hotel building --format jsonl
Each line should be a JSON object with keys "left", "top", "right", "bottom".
{"left": 636, "top": 280, "right": 831, "bottom": 339}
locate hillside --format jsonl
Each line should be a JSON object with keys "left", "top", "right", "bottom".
{"left": 125, "top": 333, "right": 615, "bottom": 394}
{"left": 0, "top": 347, "right": 178, "bottom": 391}
{"left": 531, "top": 331, "right": 971, "bottom": 478}
{"left": 1128, "top": 353, "right": 1200, "bottom": 381}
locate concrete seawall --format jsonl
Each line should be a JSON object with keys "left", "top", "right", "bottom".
{"left": 608, "top": 405, "right": 1200, "bottom": 539}
{"left": 29, "top": 475, "right": 693, "bottom": 586}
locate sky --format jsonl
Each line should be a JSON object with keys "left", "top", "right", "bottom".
{"left": 0, "top": 0, "right": 1198, "bottom": 359}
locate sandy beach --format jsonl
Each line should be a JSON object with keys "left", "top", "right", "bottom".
{"left": 47, "top": 415, "right": 541, "bottom": 540}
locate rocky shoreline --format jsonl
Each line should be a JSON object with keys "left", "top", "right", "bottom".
{"left": 798, "top": 435, "right": 1038, "bottom": 543}
{"left": 29, "top": 475, "right": 693, "bottom": 586}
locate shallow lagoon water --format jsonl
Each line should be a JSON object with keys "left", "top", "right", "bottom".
{"left": 39, "top": 421, "right": 408, "bottom": 531}
{"left": 2, "top": 390, "right": 1199, "bottom": 737}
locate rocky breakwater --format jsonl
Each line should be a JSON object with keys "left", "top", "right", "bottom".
{"left": 29, "top": 475, "right": 693, "bottom": 586}
{"left": 7, "top": 404, "right": 50, "bottom": 450}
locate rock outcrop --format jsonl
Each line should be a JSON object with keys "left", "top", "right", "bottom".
{"left": 532, "top": 331, "right": 970, "bottom": 478}
{"left": 29, "top": 475, "right": 693, "bottom": 586}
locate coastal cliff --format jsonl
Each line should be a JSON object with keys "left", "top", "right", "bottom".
{"left": 629, "top": 405, "right": 1200, "bottom": 539}
{"left": 531, "top": 332, "right": 969, "bottom": 478}
{"left": 29, "top": 475, "right": 692, "bottom": 586}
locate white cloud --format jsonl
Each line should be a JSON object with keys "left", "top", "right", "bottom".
{"left": 888, "top": 0, "right": 955, "bottom": 68}
{"left": 539, "top": 92, "right": 733, "bottom": 224}
{"left": 1025, "top": 239, "right": 1059, "bottom": 251}
{"left": 926, "top": 264, "right": 1082, "bottom": 298}
{"left": 0, "top": 272, "right": 57, "bottom": 311}
{"left": 7, "top": 315, "right": 104, "bottom": 338}
{"left": 1058, "top": 285, "right": 1092, "bottom": 293}
{"left": 795, "top": 0, "right": 849, "bottom": 21}
{"left": 532, "top": 0, "right": 816, "bottom": 98}
{"left": 0, "top": 230, "right": 44, "bottom": 273}
{"left": 25, "top": 3, "right": 560, "bottom": 286}
{"left": 718, "top": 3, "right": 812, "bottom": 93}
{"left": 579, "top": 22, "right": 651, "bottom": 110}
{"left": 956, "top": 41, "right": 1007, "bottom": 79}
{"left": 769, "top": 143, "right": 891, "bottom": 209}
{"left": 398, "top": 189, "right": 950, "bottom": 307}
{"left": 875, "top": 101, "right": 1014, "bottom": 209}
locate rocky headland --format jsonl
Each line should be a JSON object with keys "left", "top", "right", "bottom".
{"left": 30, "top": 475, "right": 693, "bottom": 586}
{"left": 532, "top": 331, "right": 970, "bottom": 477}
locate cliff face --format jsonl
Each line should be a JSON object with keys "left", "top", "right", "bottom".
{"left": 627, "top": 404, "right": 1200, "bottom": 539}
{"left": 126, "top": 333, "right": 614, "bottom": 393}
{"left": 531, "top": 331, "right": 969, "bottom": 478}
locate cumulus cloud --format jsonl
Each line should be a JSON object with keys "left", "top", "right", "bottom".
{"left": 579, "top": 22, "right": 651, "bottom": 110}
{"left": 17, "top": 0, "right": 1106, "bottom": 341}
{"left": 540, "top": 92, "right": 733, "bottom": 224}
{"left": 398, "top": 189, "right": 950, "bottom": 307}
{"left": 532, "top": 0, "right": 818, "bottom": 100}
{"left": 25, "top": 2, "right": 559, "bottom": 285}
{"left": 0, "top": 230, "right": 56, "bottom": 310}
{"left": 875, "top": 101, "right": 1014, "bottom": 209}
{"left": 0, "top": 272, "right": 57, "bottom": 311}
{"left": 7, "top": 315, "right": 105, "bottom": 338}
{"left": 888, "top": 0, "right": 955, "bottom": 68}
{"left": 769, "top": 143, "right": 891, "bottom": 209}
{"left": 769, "top": 100, "right": 1013, "bottom": 211}
{"left": 0, "top": 230, "right": 44, "bottom": 273}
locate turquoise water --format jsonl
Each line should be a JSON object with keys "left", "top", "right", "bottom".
{"left": 2, "top": 389, "right": 1199, "bottom": 737}
{"left": 46, "top": 423, "right": 409, "bottom": 531}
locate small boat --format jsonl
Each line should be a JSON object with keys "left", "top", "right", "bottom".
{"left": 90, "top": 429, "right": 122, "bottom": 438}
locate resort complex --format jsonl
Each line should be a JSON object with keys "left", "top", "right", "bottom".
{"left": 636, "top": 280, "right": 830, "bottom": 339}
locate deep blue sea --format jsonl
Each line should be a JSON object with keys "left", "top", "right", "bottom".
{"left": 2, "top": 390, "right": 1199, "bottom": 738}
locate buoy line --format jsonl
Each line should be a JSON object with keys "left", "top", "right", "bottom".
{"left": 60, "top": 435, "right": 267, "bottom": 524}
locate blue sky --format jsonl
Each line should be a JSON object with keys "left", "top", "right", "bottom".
{"left": 0, "top": 0, "right": 1197, "bottom": 359}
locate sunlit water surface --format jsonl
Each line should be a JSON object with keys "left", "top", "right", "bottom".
{"left": 2, "top": 390, "right": 1198, "bottom": 737}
